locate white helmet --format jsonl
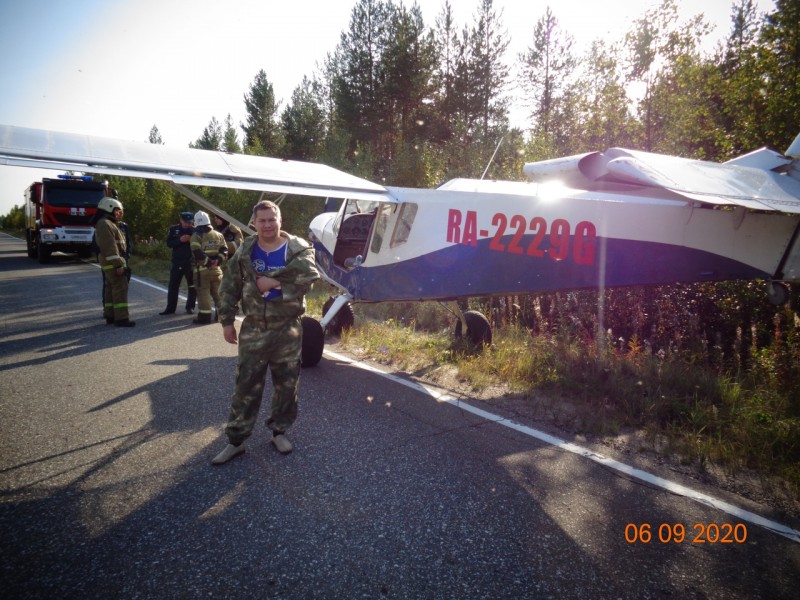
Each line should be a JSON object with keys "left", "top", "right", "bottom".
{"left": 194, "top": 211, "right": 211, "bottom": 227}
{"left": 98, "top": 196, "right": 123, "bottom": 213}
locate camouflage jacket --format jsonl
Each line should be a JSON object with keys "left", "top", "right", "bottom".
{"left": 218, "top": 232, "right": 319, "bottom": 326}
{"left": 219, "top": 223, "right": 244, "bottom": 256}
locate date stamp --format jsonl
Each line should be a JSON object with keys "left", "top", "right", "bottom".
{"left": 624, "top": 523, "right": 748, "bottom": 544}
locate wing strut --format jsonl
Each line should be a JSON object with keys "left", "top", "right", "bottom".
{"left": 169, "top": 182, "right": 254, "bottom": 236}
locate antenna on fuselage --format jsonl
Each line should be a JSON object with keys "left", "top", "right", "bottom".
{"left": 480, "top": 137, "right": 504, "bottom": 180}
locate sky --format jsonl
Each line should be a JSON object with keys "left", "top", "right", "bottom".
{"left": 0, "top": 0, "right": 778, "bottom": 216}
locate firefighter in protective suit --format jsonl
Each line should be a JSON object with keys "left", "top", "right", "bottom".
{"left": 190, "top": 211, "right": 228, "bottom": 324}
{"left": 95, "top": 196, "right": 135, "bottom": 327}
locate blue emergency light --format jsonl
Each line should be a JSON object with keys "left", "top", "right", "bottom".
{"left": 57, "top": 174, "right": 93, "bottom": 181}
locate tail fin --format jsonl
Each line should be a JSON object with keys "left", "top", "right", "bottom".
{"left": 786, "top": 132, "right": 800, "bottom": 158}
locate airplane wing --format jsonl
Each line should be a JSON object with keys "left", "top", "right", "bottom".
{"left": 524, "top": 146, "right": 800, "bottom": 214}
{"left": 0, "top": 124, "right": 393, "bottom": 203}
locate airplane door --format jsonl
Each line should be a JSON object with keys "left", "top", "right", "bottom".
{"left": 333, "top": 199, "right": 378, "bottom": 268}
{"left": 332, "top": 200, "right": 397, "bottom": 269}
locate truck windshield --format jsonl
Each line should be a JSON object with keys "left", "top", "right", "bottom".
{"left": 44, "top": 185, "right": 106, "bottom": 208}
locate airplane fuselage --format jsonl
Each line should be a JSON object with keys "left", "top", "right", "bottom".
{"left": 310, "top": 180, "right": 800, "bottom": 303}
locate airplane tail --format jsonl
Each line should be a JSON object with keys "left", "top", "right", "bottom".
{"left": 786, "top": 132, "right": 800, "bottom": 159}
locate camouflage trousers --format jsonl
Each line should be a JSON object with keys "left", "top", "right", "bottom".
{"left": 224, "top": 316, "right": 303, "bottom": 446}
{"left": 196, "top": 267, "right": 222, "bottom": 317}
{"left": 102, "top": 266, "right": 130, "bottom": 321}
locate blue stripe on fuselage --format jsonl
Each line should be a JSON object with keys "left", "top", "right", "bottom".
{"left": 314, "top": 237, "right": 769, "bottom": 302}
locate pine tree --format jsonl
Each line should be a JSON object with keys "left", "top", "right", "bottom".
{"left": 192, "top": 117, "right": 223, "bottom": 150}
{"left": 242, "top": 69, "right": 284, "bottom": 156}
{"left": 623, "top": 0, "right": 711, "bottom": 152}
{"left": 222, "top": 114, "right": 241, "bottom": 154}
{"left": 148, "top": 125, "right": 163, "bottom": 145}
{"left": 570, "top": 40, "right": 638, "bottom": 153}
{"left": 517, "top": 6, "right": 577, "bottom": 157}
{"left": 281, "top": 76, "right": 326, "bottom": 161}
{"left": 758, "top": 0, "right": 800, "bottom": 150}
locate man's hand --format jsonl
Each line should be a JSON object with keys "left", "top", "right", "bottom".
{"left": 222, "top": 324, "right": 238, "bottom": 345}
{"left": 180, "top": 234, "right": 191, "bottom": 242}
{"left": 256, "top": 276, "right": 281, "bottom": 295}
{"left": 115, "top": 266, "right": 125, "bottom": 276}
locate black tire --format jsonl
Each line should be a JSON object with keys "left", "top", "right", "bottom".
{"left": 26, "top": 232, "right": 36, "bottom": 258}
{"left": 322, "top": 296, "right": 355, "bottom": 336}
{"left": 454, "top": 310, "right": 492, "bottom": 347}
{"left": 38, "top": 246, "right": 51, "bottom": 264}
{"left": 301, "top": 316, "right": 324, "bottom": 367}
{"left": 767, "top": 281, "right": 791, "bottom": 306}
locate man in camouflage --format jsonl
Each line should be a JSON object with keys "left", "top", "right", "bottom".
{"left": 214, "top": 214, "right": 244, "bottom": 257}
{"left": 212, "top": 200, "right": 319, "bottom": 464}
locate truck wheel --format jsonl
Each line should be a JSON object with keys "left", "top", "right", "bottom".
{"left": 26, "top": 234, "right": 36, "bottom": 258}
{"left": 38, "top": 246, "right": 51, "bottom": 264}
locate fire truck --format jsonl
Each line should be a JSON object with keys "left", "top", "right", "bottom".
{"left": 25, "top": 174, "right": 111, "bottom": 263}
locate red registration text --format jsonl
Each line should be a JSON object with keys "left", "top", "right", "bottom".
{"left": 447, "top": 209, "right": 596, "bottom": 266}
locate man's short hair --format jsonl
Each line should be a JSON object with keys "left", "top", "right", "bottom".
{"left": 252, "top": 200, "right": 281, "bottom": 219}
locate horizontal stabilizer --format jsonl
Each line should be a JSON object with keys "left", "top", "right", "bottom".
{"left": 524, "top": 147, "right": 800, "bottom": 214}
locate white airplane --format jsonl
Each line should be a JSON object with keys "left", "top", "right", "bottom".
{"left": 2, "top": 124, "right": 799, "bottom": 367}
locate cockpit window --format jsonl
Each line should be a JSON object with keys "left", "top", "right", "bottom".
{"left": 369, "top": 203, "right": 395, "bottom": 254}
{"left": 390, "top": 203, "right": 417, "bottom": 248}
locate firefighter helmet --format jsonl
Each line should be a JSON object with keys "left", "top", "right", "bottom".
{"left": 194, "top": 211, "right": 211, "bottom": 227}
{"left": 98, "top": 196, "right": 123, "bottom": 213}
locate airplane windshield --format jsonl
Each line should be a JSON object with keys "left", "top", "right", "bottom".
{"left": 343, "top": 199, "right": 381, "bottom": 217}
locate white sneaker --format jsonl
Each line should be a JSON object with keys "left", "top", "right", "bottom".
{"left": 271, "top": 434, "right": 293, "bottom": 454}
{"left": 211, "top": 443, "right": 245, "bottom": 465}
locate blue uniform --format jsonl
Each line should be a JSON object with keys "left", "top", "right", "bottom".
{"left": 163, "top": 223, "right": 197, "bottom": 313}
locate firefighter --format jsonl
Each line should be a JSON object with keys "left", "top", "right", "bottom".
{"left": 214, "top": 214, "right": 244, "bottom": 256}
{"left": 190, "top": 211, "right": 228, "bottom": 324}
{"left": 95, "top": 196, "right": 134, "bottom": 327}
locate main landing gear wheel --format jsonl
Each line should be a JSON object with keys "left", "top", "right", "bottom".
{"left": 767, "top": 281, "right": 791, "bottom": 306}
{"left": 454, "top": 310, "right": 492, "bottom": 347}
{"left": 301, "top": 316, "right": 325, "bottom": 367}
{"left": 322, "top": 296, "right": 355, "bottom": 336}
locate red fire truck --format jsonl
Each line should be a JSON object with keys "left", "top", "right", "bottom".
{"left": 25, "top": 174, "right": 111, "bottom": 263}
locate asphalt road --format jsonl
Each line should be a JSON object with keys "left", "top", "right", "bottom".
{"left": 1, "top": 232, "right": 799, "bottom": 599}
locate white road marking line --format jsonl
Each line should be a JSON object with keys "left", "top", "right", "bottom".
{"left": 324, "top": 349, "right": 800, "bottom": 544}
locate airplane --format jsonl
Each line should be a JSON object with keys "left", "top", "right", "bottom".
{"left": 2, "top": 124, "right": 799, "bottom": 367}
